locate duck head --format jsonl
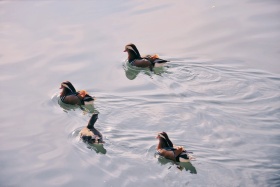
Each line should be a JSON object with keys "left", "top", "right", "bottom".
{"left": 60, "top": 81, "right": 77, "bottom": 96}
{"left": 124, "top": 43, "right": 141, "bottom": 62}
{"left": 156, "top": 132, "right": 174, "bottom": 149}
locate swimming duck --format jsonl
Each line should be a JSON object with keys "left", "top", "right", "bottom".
{"left": 59, "top": 81, "right": 94, "bottom": 105}
{"left": 79, "top": 113, "right": 104, "bottom": 144}
{"left": 156, "top": 132, "right": 193, "bottom": 162}
{"left": 124, "top": 43, "right": 168, "bottom": 70}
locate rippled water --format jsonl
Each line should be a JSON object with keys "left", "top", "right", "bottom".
{"left": 1, "top": 1, "right": 280, "bottom": 187}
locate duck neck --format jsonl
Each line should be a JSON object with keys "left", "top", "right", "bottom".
{"left": 158, "top": 139, "right": 167, "bottom": 149}
{"left": 128, "top": 51, "right": 140, "bottom": 62}
{"left": 60, "top": 88, "right": 72, "bottom": 97}
{"left": 158, "top": 137, "right": 173, "bottom": 149}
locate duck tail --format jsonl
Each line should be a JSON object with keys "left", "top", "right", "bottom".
{"left": 84, "top": 94, "right": 95, "bottom": 101}
{"left": 183, "top": 150, "right": 196, "bottom": 160}
{"left": 87, "top": 113, "right": 98, "bottom": 129}
{"left": 178, "top": 152, "right": 195, "bottom": 162}
{"left": 188, "top": 155, "right": 196, "bottom": 160}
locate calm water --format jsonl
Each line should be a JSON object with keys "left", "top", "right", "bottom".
{"left": 0, "top": 0, "right": 280, "bottom": 187}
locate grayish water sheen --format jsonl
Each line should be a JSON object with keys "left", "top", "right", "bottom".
{"left": 0, "top": 0, "right": 280, "bottom": 187}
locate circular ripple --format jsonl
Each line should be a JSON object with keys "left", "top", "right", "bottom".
{"left": 68, "top": 127, "right": 107, "bottom": 154}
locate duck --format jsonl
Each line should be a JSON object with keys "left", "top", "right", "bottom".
{"left": 124, "top": 43, "right": 169, "bottom": 70}
{"left": 59, "top": 81, "right": 94, "bottom": 105}
{"left": 79, "top": 113, "right": 104, "bottom": 144}
{"left": 156, "top": 132, "right": 193, "bottom": 162}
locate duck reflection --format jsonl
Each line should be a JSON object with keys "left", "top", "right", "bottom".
{"left": 85, "top": 142, "right": 107, "bottom": 154}
{"left": 123, "top": 62, "right": 142, "bottom": 80}
{"left": 123, "top": 61, "right": 166, "bottom": 80}
{"left": 58, "top": 97, "right": 97, "bottom": 114}
{"left": 156, "top": 155, "right": 197, "bottom": 174}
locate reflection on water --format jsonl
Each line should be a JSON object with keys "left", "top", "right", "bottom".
{"left": 69, "top": 128, "right": 107, "bottom": 155}
{"left": 84, "top": 142, "right": 107, "bottom": 155}
{"left": 123, "top": 62, "right": 141, "bottom": 80}
{"left": 2, "top": 57, "right": 279, "bottom": 186}
{"left": 123, "top": 61, "right": 167, "bottom": 80}
{"left": 156, "top": 153, "right": 197, "bottom": 174}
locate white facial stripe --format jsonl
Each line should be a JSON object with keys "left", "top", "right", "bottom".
{"left": 159, "top": 134, "right": 166, "bottom": 139}
{"left": 126, "top": 46, "right": 137, "bottom": 55}
{"left": 62, "top": 83, "right": 73, "bottom": 92}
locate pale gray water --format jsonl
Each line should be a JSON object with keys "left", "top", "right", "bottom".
{"left": 0, "top": 0, "right": 280, "bottom": 187}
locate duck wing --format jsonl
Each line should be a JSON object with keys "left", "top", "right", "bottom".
{"left": 163, "top": 147, "right": 176, "bottom": 151}
{"left": 153, "top": 58, "right": 169, "bottom": 63}
{"left": 163, "top": 147, "right": 193, "bottom": 154}
{"left": 90, "top": 128, "right": 103, "bottom": 143}
{"left": 142, "top": 55, "right": 168, "bottom": 63}
{"left": 84, "top": 94, "right": 94, "bottom": 102}
{"left": 178, "top": 151, "right": 190, "bottom": 162}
